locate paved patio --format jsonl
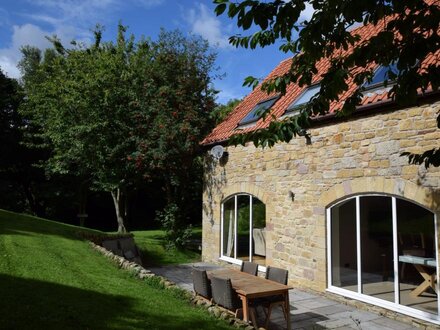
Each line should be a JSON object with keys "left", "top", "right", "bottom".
{"left": 149, "top": 262, "right": 417, "bottom": 330}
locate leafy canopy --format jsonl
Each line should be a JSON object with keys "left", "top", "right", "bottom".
{"left": 214, "top": 0, "right": 440, "bottom": 166}
{"left": 19, "top": 25, "right": 218, "bottom": 234}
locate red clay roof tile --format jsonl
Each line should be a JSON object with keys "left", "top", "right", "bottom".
{"left": 202, "top": 12, "right": 440, "bottom": 146}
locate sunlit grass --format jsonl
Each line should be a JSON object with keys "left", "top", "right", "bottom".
{"left": 133, "top": 228, "right": 202, "bottom": 266}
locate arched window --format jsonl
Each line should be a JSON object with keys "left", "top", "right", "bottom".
{"left": 327, "top": 195, "right": 438, "bottom": 322}
{"left": 221, "top": 194, "right": 266, "bottom": 267}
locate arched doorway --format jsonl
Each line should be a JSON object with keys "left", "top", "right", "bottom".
{"left": 327, "top": 194, "right": 438, "bottom": 322}
{"left": 221, "top": 194, "right": 266, "bottom": 268}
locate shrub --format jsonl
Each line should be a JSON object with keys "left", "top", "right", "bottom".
{"left": 156, "top": 203, "right": 192, "bottom": 250}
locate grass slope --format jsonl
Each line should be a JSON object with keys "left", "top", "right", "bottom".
{"left": 0, "top": 210, "right": 230, "bottom": 329}
{"left": 133, "top": 229, "right": 201, "bottom": 266}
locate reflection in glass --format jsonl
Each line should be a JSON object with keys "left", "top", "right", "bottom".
{"left": 222, "top": 197, "right": 235, "bottom": 258}
{"left": 252, "top": 198, "right": 266, "bottom": 265}
{"left": 360, "top": 196, "right": 394, "bottom": 302}
{"left": 237, "top": 195, "right": 250, "bottom": 260}
{"left": 221, "top": 194, "right": 266, "bottom": 266}
{"left": 331, "top": 198, "right": 357, "bottom": 291}
{"left": 397, "top": 199, "right": 437, "bottom": 314}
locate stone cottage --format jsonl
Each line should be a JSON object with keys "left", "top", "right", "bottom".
{"left": 200, "top": 20, "right": 440, "bottom": 325}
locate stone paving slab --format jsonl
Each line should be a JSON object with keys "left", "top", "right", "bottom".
{"left": 149, "top": 263, "right": 418, "bottom": 330}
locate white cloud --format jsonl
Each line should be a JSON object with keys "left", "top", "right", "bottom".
{"left": 27, "top": 0, "right": 117, "bottom": 26}
{"left": 186, "top": 3, "right": 231, "bottom": 49}
{"left": 0, "top": 55, "right": 20, "bottom": 78}
{"left": 25, "top": 0, "right": 163, "bottom": 27}
{"left": 0, "top": 0, "right": 166, "bottom": 78}
{"left": 133, "top": 0, "right": 164, "bottom": 8}
{"left": 0, "top": 8, "right": 10, "bottom": 26}
{"left": 0, "top": 24, "right": 51, "bottom": 78}
{"left": 0, "top": 24, "right": 81, "bottom": 78}
{"left": 216, "top": 87, "right": 245, "bottom": 105}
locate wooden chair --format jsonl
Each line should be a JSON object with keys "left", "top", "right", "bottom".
{"left": 192, "top": 269, "right": 211, "bottom": 301}
{"left": 240, "top": 261, "right": 258, "bottom": 276}
{"left": 211, "top": 276, "right": 258, "bottom": 326}
{"left": 261, "top": 266, "right": 289, "bottom": 329}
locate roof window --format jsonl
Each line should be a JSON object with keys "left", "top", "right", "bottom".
{"left": 283, "top": 84, "right": 320, "bottom": 116}
{"left": 237, "top": 95, "right": 280, "bottom": 128}
{"left": 363, "top": 63, "right": 399, "bottom": 90}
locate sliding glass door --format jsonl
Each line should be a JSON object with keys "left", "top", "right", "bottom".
{"left": 328, "top": 195, "right": 438, "bottom": 322}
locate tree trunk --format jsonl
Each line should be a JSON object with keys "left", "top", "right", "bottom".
{"left": 21, "top": 182, "right": 45, "bottom": 217}
{"left": 77, "top": 181, "right": 88, "bottom": 227}
{"left": 111, "top": 188, "right": 127, "bottom": 233}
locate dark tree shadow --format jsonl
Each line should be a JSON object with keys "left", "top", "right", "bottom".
{"left": 0, "top": 274, "right": 231, "bottom": 329}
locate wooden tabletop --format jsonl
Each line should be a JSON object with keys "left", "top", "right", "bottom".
{"left": 209, "top": 268, "right": 292, "bottom": 299}
{"left": 398, "top": 255, "right": 437, "bottom": 268}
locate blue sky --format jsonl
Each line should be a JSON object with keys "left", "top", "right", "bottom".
{"left": 0, "top": 0, "right": 312, "bottom": 104}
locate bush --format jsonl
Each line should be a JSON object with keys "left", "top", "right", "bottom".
{"left": 156, "top": 203, "right": 192, "bottom": 250}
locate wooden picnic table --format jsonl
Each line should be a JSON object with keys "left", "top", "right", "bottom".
{"left": 209, "top": 268, "right": 292, "bottom": 329}
{"left": 398, "top": 255, "right": 437, "bottom": 297}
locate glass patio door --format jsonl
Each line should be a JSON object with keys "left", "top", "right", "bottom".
{"left": 221, "top": 194, "right": 266, "bottom": 266}
{"left": 328, "top": 195, "right": 439, "bottom": 323}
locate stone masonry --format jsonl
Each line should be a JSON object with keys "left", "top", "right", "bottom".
{"left": 202, "top": 100, "right": 440, "bottom": 293}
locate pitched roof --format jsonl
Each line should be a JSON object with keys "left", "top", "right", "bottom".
{"left": 201, "top": 19, "right": 440, "bottom": 146}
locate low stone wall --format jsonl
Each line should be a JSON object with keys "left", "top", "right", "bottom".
{"left": 90, "top": 242, "right": 256, "bottom": 329}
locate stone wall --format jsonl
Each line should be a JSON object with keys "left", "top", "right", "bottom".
{"left": 202, "top": 100, "right": 440, "bottom": 292}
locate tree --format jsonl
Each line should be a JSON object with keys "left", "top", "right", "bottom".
{"left": 129, "top": 30, "right": 217, "bottom": 247}
{"left": 20, "top": 26, "right": 217, "bottom": 235}
{"left": 211, "top": 98, "right": 241, "bottom": 124}
{"left": 20, "top": 25, "right": 141, "bottom": 232}
{"left": 214, "top": 0, "right": 440, "bottom": 166}
{"left": 0, "top": 68, "right": 47, "bottom": 216}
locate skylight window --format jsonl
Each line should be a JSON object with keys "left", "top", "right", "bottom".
{"left": 284, "top": 84, "right": 320, "bottom": 115}
{"left": 363, "top": 63, "right": 399, "bottom": 89}
{"left": 238, "top": 95, "right": 280, "bottom": 127}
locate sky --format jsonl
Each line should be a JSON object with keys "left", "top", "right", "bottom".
{"left": 0, "top": 0, "right": 313, "bottom": 104}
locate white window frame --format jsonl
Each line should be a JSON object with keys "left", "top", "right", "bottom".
{"left": 219, "top": 193, "right": 267, "bottom": 272}
{"left": 326, "top": 194, "right": 440, "bottom": 324}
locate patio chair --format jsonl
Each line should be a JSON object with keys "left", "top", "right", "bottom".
{"left": 192, "top": 268, "right": 211, "bottom": 301}
{"left": 240, "top": 261, "right": 258, "bottom": 276}
{"left": 102, "top": 239, "right": 123, "bottom": 257}
{"left": 118, "top": 237, "right": 142, "bottom": 265}
{"left": 261, "top": 266, "right": 289, "bottom": 329}
{"left": 211, "top": 276, "right": 258, "bottom": 326}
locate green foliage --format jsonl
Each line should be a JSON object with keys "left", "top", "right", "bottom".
{"left": 237, "top": 202, "right": 266, "bottom": 233}
{"left": 214, "top": 0, "right": 440, "bottom": 165}
{"left": 19, "top": 26, "right": 217, "bottom": 231}
{"left": 19, "top": 25, "right": 141, "bottom": 232}
{"left": 156, "top": 203, "right": 193, "bottom": 250}
{"left": 402, "top": 148, "right": 440, "bottom": 168}
{"left": 211, "top": 98, "right": 241, "bottom": 124}
{"left": 0, "top": 68, "right": 54, "bottom": 216}
{"left": 402, "top": 109, "right": 440, "bottom": 168}
{"left": 129, "top": 30, "right": 217, "bottom": 230}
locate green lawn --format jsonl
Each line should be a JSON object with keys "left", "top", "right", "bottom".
{"left": 0, "top": 210, "right": 230, "bottom": 329}
{"left": 133, "top": 228, "right": 202, "bottom": 266}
